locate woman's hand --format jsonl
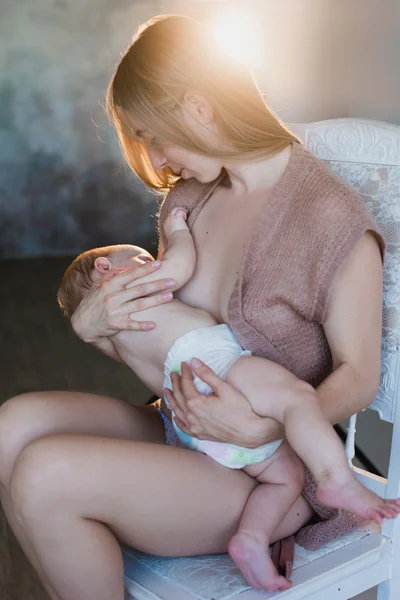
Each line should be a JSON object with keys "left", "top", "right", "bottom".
{"left": 71, "top": 261, "right": 175, "bottom": 343}
{"left": 164, "top": 359, "right": 283, "bottom": 448}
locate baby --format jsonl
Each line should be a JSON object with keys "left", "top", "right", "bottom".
{"left": 58, "top": 207, "right": 400, "bottom": 592}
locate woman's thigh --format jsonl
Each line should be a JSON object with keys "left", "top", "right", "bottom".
{"left": 11, "top": 434, "right": 313, "bottom": 556}
{"left": 0, "top": 391, "right": 165, "bottom": 490}
{"left": 11, "top": 433, "right": 257, "bottom": 555}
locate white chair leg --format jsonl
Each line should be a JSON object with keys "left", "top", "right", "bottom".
{"left": 377, "top": 527, "right": 400, "bottom": 600}
{"left": 377, "top": 576, "right": 393, "bottom": 600}
{"left": 377, "top": 407, "right": 400, "bottom": 600}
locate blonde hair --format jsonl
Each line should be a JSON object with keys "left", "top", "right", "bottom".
{"left": 58, "top": 246, "right": 117, "bottom": 318}
{"left": 105, "top": 14, "right": 299, "bottom": 191}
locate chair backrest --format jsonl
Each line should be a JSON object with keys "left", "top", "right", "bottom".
{"left": 291, "top": 119, "right": 400, "bottom": 540}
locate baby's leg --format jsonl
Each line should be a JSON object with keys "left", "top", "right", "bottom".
{"left": 228, "top": 442, "right": 304, "bottom": 591}
{"left": 227, "top": 356, "right": 400, "bottom": 522}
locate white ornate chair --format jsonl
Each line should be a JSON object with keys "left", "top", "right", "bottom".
{"left": 122, "top": 118, "right": 400, "bottom": 600}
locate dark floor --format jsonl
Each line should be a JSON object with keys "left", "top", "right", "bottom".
{"left": 0, "top": 257, "right": 389, "bottom": 600}
{"left": 0, "top": 256, "right": 154, "bottom": 407}
{"left": 0, "top": 256, "right": 154, "bottom": 600}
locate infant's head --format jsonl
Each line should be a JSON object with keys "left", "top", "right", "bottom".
{"left": 57, "top": 244, "right": 154, "bottom": 318}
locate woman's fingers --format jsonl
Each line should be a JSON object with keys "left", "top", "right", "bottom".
{"left": 70, "top": 261, "right": 168, "bottom": 341}
{"left": 103, "top": 277, "right": 174, "bottom": 322}
{"left": 180, "top": 361, "right": 205, "bottom": 401}
{"left": 169, "top": 373, "right": 189, "bottom": 417}
{"left": 123, "top": 318, "right": 156, "bottom": 331}
{"left": 106, "top": 278, "right": 174, "bottom": 307}
{"left": 109, "top": 261, "right": 162, "bottom": 289}
{"left": 164, "top": 387, "right": 187, "bottom": 425}
{"left": 186, "top": 358, "right": 225, "bottom": 395}
{"left": 96, "top": 288, "right": 173, "bottom": 331}
{"left": 91, "top": 262, "right": 176, "bottom": 330}
{"left": 95, "top": 292, "right": 173, "bottom": 331}
{"left": 172, "top": 416, "right": 192, "bottom": 436}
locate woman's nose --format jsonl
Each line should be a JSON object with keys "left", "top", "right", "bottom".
{"left": 148, "top": 147, "right": 167, "bottom": 170}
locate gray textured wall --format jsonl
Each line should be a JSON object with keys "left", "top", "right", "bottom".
{"left": 254, "top": 0, "right": 400, "bottom": 126}
{"left": 0, "top": 0, "right": 171, "bottom": 258}
{"left": 1, "top": 0, "right": 399, "bottom": 258}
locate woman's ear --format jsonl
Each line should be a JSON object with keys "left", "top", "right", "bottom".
{"left": 94, "top": 257, "right": 112, "bottom": 274}
{"left": 182, "top": 91, "right": 214, "bottom": 124}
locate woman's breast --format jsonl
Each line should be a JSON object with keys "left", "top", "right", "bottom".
{"left": 176, "top": 201, "right": 250, "bottom": 323}
{"left": 176, "top": 232, "right": 238, "bottom": 323}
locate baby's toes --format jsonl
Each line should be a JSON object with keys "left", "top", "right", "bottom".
{"left": 371, "top": 510, "right": 384, "bottom": 524}
{"left": 382, "top": 507, "right": 397, "bottom": 519}
{"left": 379, "top": 504, "right": 394, "bottom": 517}
{"left": 386, "top": 501, "right": 400, "bottom": 516}
{"left": 275, "top": 577, "right": 292, "bottom": 591}
{"left": 375, "top": 503, "right": 398, "bottom": 520}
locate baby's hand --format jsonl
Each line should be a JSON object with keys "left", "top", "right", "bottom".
{"left": 164, "top": 207, "right": 189, "bottom": 239}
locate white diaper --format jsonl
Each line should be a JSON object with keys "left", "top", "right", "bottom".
{"left": 163, "top": 324, "right": 283, "bottom": 469}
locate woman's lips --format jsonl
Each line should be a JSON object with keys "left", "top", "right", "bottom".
{"left": 173, "top": 168, "right": 187, "bottom": 177}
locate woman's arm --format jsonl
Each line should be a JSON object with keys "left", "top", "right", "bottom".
{"left": 165, "top": 361, "right": 283, "bottom": 447}
{"left": 315, "top": 231, "right": 383, "bottom": 423}
{"left": 227, "top": 231, "right": 383, "bottom": 424}
{"left": 165, "top": 232, "right": 383, "bottom": 446}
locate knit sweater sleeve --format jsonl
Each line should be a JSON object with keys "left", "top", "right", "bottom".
{"left": 238, "top": 150, "right": 386, "bottom": 365}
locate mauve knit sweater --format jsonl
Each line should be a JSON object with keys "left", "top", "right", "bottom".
{"left": 158, "top": 141, "right": 385, "bottom": 550}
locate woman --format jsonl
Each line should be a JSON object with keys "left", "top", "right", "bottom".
{"left": 0, "top": 14, "right": 384, "bottom": 600}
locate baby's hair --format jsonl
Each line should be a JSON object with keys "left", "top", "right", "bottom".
{"left": 57, "top": 246, "right": 117, "bottom": 319}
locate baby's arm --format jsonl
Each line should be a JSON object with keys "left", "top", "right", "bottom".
{"left": 126, "top": 207, "right": 195, "bottom": 291}
{"left": 86, "top": 208, "right": 193, "bottom": 364}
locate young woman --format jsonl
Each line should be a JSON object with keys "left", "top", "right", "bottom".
{"left": 0, "top": 15, "right": 384, "bottom": 600}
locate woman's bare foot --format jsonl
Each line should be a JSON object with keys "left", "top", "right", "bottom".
{"left": 317, "top": 472, "right": 400, "bottom": 523}
{"left": 228, "top": 531, "right": 292, "bottom": 591}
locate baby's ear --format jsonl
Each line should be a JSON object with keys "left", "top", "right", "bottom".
{"left": 94, "top": 257, "right": 112, "bottom": 274}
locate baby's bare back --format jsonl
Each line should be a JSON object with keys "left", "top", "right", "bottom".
{"left": 112, "top": 299, "right": 218, "bottom": 397}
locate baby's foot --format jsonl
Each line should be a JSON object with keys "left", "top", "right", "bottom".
{"left": 228, "top": 531, "right": 292, "bottom": 592}
{"left": 317, "top": 473, "right": 400, "bottom": 523}
{"left": 163, "top": 207, "right": 188, "bottom": 239}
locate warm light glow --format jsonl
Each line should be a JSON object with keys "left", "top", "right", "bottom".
{"left": 211, "top": 11, "right": 261, "bottom": 68}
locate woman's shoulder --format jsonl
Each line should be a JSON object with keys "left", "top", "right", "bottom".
{"left": 280, "top": 144, "right": 384, "bottom": 245}
{"left": 250, "top": 143, "right": 386, "bottom": 323}
{"left": 291, "top": 142, "right": 371, "bottom": 212}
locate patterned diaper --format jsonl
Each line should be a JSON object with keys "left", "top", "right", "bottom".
{"left": 163, "top": 324, "right": 283, "bottom": 469}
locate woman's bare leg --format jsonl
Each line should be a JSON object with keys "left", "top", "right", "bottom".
{"left": 0, "top": 391, "right": 165, "bottom": 600}
{"left": 9, "top": 432, "right": 313, "bottom": 600}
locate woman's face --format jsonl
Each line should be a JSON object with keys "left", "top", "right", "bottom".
{"left": 146, "top": 141, "right": 223, "bottom": 183}
{"left": 136, "top": 95, "right": 226, "bottom": 183}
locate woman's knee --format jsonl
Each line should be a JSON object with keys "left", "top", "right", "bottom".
{"left": 0, "top": 392, "right": 51, "bottom": 490}
{"left": 10, "top": 435, "right": 70, "bottom": 526}
{"left": 0, "top": 391, "right": 164, "bottom": 492}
